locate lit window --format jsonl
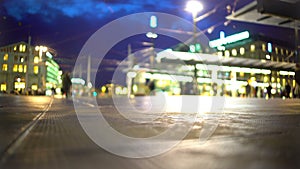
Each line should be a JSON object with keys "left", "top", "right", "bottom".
{"left": 33, "top": 66, "right": 39, "bottom": 74}
{"left": 277, "top": 78, "right": 280, "bottom": 83}
{"left": 19, "top": 44, "right": 26, "bottom": 52}
{"left": 266, "top": 54, "right": 271, "bottom": 60}
{"left": 240, "top": 47, "right": 245, "bottom": 55}
{"left": 0, "top": 83, "right": 6, "bottom": 91}
{"left": 275, "top": 47, "right": 278, "bottom": 54}
{"left": 239, "top": 72, "right": 244, "bottom": 77}
{"left": 20, "top": 57, "right": 24, "bottom": 63}
{"left": 19, "top": 45, "right": 22, "bottom": 52}
{"left": 31, "top": 84, "right": 38, "bottom": 91}
{"left": 224, "top": 50, "right": 230, "bottom": 58}
{"left": 13, "top": 64, "right": 18, "bottom": 72}
{"left": 14, "top": 81, "right": 25, "bottom": 90}
{"left": 271, "top": 77, "right": 275, "bottom": 82}
{"left": 263, "top": 76, "right": 268, "bottom": 83}
{"left": 14, "top": 46, "right": 17, "bottom": 51}
{"left": 34, "top": 56, "right": 39, "bottom": 63}
{"left": 262, "top": 44, "right": 266, "bottom": 52}
{"left": 22, "top": 45, "right": 26, "bottom": 52}
{"left": 250, "top": 45, "right": 255, "bottom": 52}
{"left": 24, "top": 65, "right": 27, "bottom": 73}
{"left": 18, "top": 65, "right": 23, "bottom": 72}
{"left": 231, "top": 49, "right": 237, "bottom": 56}
{"left": 3, "top": 53, "right": 8, "bottom": 61}
{"left": 217, "top": 52, "right": 223, "bottom": 57}
{"left": 2, "top": 64, "right": 8, "bottom": 71}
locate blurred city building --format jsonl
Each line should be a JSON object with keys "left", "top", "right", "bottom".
{"left": 127, "top": 31, "right": 296, "bottom": 98}
{"left": 0, "top": 41, "right": 62, "bottom": 95}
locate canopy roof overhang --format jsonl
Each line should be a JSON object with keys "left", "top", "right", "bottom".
{"left": 226, "top": 0, "right": 300, "bottom": 29}
{"left": 157, "top": 51, "right": 296, "bottom": 71}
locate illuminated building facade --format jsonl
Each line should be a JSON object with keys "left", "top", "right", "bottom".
{"left": 209, "top": 31, "right": 296, "bottom": 97}
{"left": 0, "top": 41, "right": 61, "bottom": 95}
{"left": 127, "top": 31, "right": 296, "bottom": 97}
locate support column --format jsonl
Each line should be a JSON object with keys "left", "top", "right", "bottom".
{"left": 295, "top": 20, "right": 299, "bottom": 63}
{"left": 87, "top": 55, "right": 91, "bottom": 96}
{"left": 127, "top": 44, "right": 133, "bottom": 97}
{"left": 193, "top": 64, "right": 198, "bottom": 95}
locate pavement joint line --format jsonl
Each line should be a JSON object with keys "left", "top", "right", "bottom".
{"left": 0, "top": 97, "right": 54, "bottom": 166}
{"left": 74, "top": 98, "right": 96, "bottom": 108}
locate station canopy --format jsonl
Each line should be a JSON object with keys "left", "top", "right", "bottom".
{"left": 156, "top": 51, "right": 296, "bottom": 71}
{"left": 226, "top": 0, "right": 300, "bottom": 29}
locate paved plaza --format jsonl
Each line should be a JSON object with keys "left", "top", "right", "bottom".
{"left": 1, "top": 95, "right": 300, "bottom": 169}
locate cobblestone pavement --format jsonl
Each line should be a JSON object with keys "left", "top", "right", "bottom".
{"left": 0, "top": 96, "right": 52, "bottom": 155}
{"left": 1, "top": 96, "right": 300, "bottom": 169}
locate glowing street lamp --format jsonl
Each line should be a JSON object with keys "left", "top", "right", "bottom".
{"left": 35, "top": 45, "right": 48, "bottom": 61}
{"left": 185, "top": 1, "right": 203, "bottom": 46}
{"left": 185, "top": 0, "right": 203, "bottom": 17}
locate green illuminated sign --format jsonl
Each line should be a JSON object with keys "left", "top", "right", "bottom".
{"left": 209, "top": 31, "right": 250, "bottom": 48}
{"left": 189, "top": 43, "right": 202, "bottom": 53}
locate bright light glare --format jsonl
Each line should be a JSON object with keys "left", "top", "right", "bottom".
{"left": 42, "top": 46, "right": 48, "bottom": 52}
{"left": 150, "top": 15, "right": 157, "bottom": 28}
{"left": 127, "top": 72, "right": 137, "bottom": 78}
{"left": 146, "top": 32, "right": 158, "bottom": 39}
{"left": 87, "top": 82, "right": 92, "bottom": 88}
{"left": 71, "top": 78, "right": 85, "bottom": 85}
{"left": 185, "top": 1, "right": 203, "bottom": 16}
{"left": 279, "top": 71, "right": 295, "bottom": 76}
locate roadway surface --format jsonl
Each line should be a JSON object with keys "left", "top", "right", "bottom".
{"left": 1, "top": 95, "right": 300, "bottom": 169}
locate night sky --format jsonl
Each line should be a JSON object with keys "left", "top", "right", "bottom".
{"left": 0, "top": 0, "right": 295, "bottom": 86}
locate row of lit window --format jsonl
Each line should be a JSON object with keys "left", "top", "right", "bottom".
{"left": 221, "top": 44, "right": 292, "bottom": 55}
{"left": 16, "top": 44, "right": 27, "bottom": 52}
{"left": 219, "top": 45, "right": 293, "bottom": 58}
{"left": 258, "top": 43, "right": 292, "bottom": 55}
{"left": 0, "top": 44, "right": 27, "bottom": 53}
{"left": 262, "top": 43, "right": 293, "bottom": 55}
{"left": 2, "top": 64, "right": 39, "bottom": 74}
{"left": 0, "top": 83, "right": 39, "bottom": 92}
{"left": 218, "top": 47, "right": 246, "bottom": 57}
{"left": 3, "top": 53, "right": 41, "bottom": 64}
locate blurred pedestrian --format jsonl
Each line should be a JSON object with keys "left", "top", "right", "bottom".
{"left": 266, "top": 84, "right": 272, "bottom": 99}
{"left": 62, "top": 72, "right": 72, "bottom": 98}
{"left": 295, "top": 63, "right": 300, "bottom": 98}
{"left": 294, "top": 84, "right": 300, "bottom": 98}
{"left": 148, "top": 80, "right": 155, "bottom": 95}
{"left": 254, "top": 86, "right": 259, "bottom": 98}
{"left": 245, "top": 82, "right": 251, "bottom": 97}
{"left": 285, "top": 83, "right": 291, "bottom": 98}
{"left": 51, "top": 87, "right": 56, "bottom": 96}
{"left": 212, "top": 83, "right": 218, "bottom": 96}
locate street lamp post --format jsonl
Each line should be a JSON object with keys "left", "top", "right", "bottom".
{"left": 185, "top": 0, "right": 203, "bottom": 45}
{"left": 147, "top": 15, "right": 158, "bottom": 68}
{"left": 185, "top": 1, "right": 203, "bottom": 95}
